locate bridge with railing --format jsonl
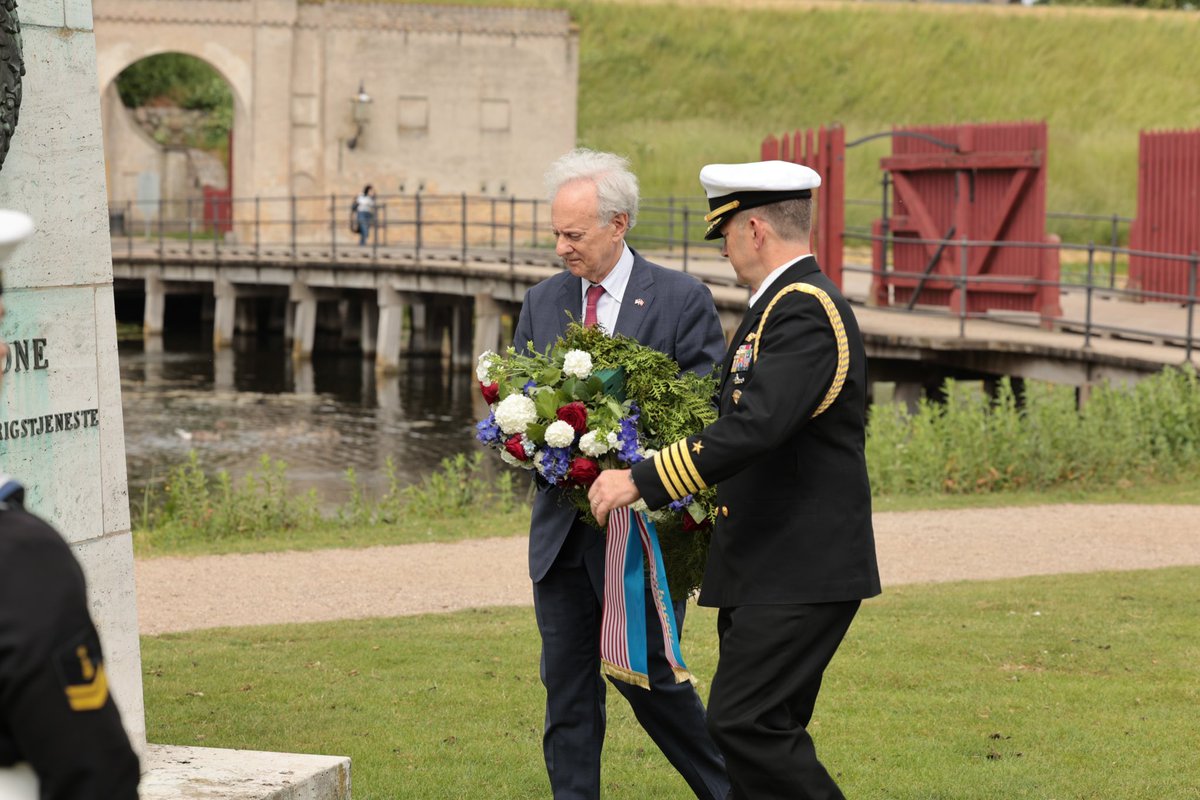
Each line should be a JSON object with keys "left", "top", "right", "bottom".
{"left": 109, "top": 192, "right": 1199, "bottom": 404}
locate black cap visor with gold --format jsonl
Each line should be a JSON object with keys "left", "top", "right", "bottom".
{"left": 703, "top": 189, "right": 813, "bottom": 241}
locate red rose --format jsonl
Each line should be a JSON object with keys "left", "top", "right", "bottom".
{"left": 504, "top": 435, "right": 529, "bottom": 461}
{"left": 682, "top": 509, "right": 711, "bottom": 532}
{"left": 480, "top": 381, "right": 500, "bottom": 405}
{"left": 556, "top": 401, "right": 588, "bottom": 435}
{"left": 567, "top": 457, "right": 600, "bottom": 486}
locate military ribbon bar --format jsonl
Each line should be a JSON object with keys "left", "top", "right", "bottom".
{"left": 600, "top": 507, "right": 692, "bottom": 689}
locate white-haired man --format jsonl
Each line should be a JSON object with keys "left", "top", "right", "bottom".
{"left": 512, "top": 149, "right": 730, "bottom": 800}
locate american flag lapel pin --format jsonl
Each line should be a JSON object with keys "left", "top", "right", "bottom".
{"left": 634, "top": 298, "right": 645, "bottom": 307}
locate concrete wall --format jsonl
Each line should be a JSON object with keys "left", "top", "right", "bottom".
{"left": 0, "top": 0, "right": 145, "bottom": 748}
{"left": 94, "top": 0, "right": 579, "bottom": 224}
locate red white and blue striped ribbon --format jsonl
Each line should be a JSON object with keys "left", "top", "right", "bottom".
{"left": 600, "top": 507, "right": 692, "bottom": 689}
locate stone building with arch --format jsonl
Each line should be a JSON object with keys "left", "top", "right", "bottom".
{"left": 95, "top": 0, "right": 579, "bottom": 234}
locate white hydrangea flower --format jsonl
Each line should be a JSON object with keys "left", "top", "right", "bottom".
{"left": 475, "top": 351, "right": 497, "bottom": 383}
{"left": 642, "top": 448, "right": 659, "bottom": 460}
{"left": 606, "top": 431, "right": 619, "bottom": 447}
{"left": 501, "top": 450, "right": 535, "bottom": 470}
{"left": 561, "top": 349, "right": 593, "bottom": 379}
{"left": 544, "top": 419, "right": 577, "bottom": 448}
{"left": 631, "top": 499, "right": 650, "bottom": 514}
{"left": 578, "top": 430, "right": 610, "bottom": 457}
{"left": 494, "top": 394, "right": 537, "bottom": 435}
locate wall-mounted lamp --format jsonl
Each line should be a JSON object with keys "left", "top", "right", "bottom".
{"left": 346, "top": 81, "right": 373, "bottom": 150}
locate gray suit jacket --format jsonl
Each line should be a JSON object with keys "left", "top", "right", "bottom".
{"left": 512, "top": 249, "right": 727, "bottom": 582}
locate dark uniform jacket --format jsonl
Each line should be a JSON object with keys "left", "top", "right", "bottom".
{"left": 633, "top": 256, "right": 882, "bottom": 607}
{"left": 513, "top": 249, "right": 726, "bottom": 582}
{"left": 0, "top": 484, "right": 141, "bottom": 799}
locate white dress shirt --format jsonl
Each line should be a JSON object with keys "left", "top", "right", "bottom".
{"left": 580, "top": 243, "right": 635, "bottom": 334}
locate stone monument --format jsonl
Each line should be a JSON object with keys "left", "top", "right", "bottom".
{"left": 1, "top": 1, "right": 349, "bottom": 795}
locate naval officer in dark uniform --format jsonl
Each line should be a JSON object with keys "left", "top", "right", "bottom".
{"left": 0, "top": 219, "right": 141, "bottom": 799}
{"left": 589, "top": 160, "right": 881, "bottom": 799}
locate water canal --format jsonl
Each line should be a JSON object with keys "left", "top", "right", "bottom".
{"left": 118, "top": 328, "right": 485, "bottom": 510}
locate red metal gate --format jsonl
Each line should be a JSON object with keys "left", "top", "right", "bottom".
{"left": 871, "top": 121, "right": 1061, "bottom": 323}
{"left": 1129, "top": 128, "right": 1200, "bottom": 301}
{"left": 761, "top": 125, "right": 845, "bottom": 288}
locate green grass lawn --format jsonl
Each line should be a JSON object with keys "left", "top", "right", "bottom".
{"left": 142, "top": 566, "right": 1200, "bottom": 799}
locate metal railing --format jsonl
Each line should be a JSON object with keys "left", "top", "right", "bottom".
{"left": 110, "top": 192, "right": 1198, "bottom": 359}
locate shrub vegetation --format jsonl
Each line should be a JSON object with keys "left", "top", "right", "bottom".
{"left": 136, "top": 366, "right": 1200, "bottom": 554}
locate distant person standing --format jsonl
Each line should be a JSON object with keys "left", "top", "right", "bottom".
{"left": 354, "top": 184, "right": 376, "bottom": 246}
{"left": 0, "top": 211, "right": 141, "bottom": 799}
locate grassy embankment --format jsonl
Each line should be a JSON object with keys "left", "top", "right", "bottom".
{"left": 352, "top": 0, "right": 1200, "bottom": 242}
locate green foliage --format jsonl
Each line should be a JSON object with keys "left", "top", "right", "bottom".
{"left": 115, "top": 53, "right": 233, "bottom": 155}
{"left": 404, "top": 452, "right": 518, "bottom": 517}
{"left": 561, "top": 323, "right": 719, "bottom": 447}
{"left": 138, "top": 452, "right": 519, "bottom": 552}
{"left": 867, "top": 366, "right": 1200, "bottom": 496}
{"left": 149, "top": 452, "right": 322, "bottom": 544}
{"left": 143, "top": 566, "right": 1200, "bottom": 799}
{"left": 116, "top": 53, "right": 232, "bottom": 111}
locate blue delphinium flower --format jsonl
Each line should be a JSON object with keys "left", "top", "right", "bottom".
{"left": 475, "top": 413, "right": 503, "bottom": 446}
{"left": 616, "top": 415, "right": 643, "bottom": 464}
{"left": 668, "top": 495, "right": 693, "bottom": 512}
{"left": 523, "top": 379, "right": 537, "bottom": 395}
{"left": 537, "top": 446, "right": 571, "bottom": 484}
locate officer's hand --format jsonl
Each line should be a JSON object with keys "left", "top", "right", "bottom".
{"left": 588, "top": 469, "right": 640, "bottom": 527}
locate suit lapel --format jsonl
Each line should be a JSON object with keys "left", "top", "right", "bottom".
{"left": 613, "top": 253, "right": 653, "bottom": 340}
{"left": 555, "top": 275, "right": 583, "bottom": 340}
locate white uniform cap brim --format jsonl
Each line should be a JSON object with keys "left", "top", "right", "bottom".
{"left": 0, "top": 210, "right": 35, "bottom": 246}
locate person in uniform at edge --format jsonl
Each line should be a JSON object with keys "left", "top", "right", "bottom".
{"left": 512, "top": 149, "right": 731, "bottom": 800}
{"left": 588, "top": 161, "right": 881, "bottom": 800}
{"left": 0, "top": 212, "right": 141, "bottom": 799}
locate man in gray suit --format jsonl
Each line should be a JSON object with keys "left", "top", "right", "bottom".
{"left": 513, "top": 149, "right": 730, "bottom": 800}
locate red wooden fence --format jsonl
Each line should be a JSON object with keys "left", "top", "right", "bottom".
{"left": 761, "top": 125, "right": 845, "bottom": 288}
{"left": 1129, "top": 129, "right": 1200, "bottom": 301}
{"left": 871, "top": 121, "right": 1061, "bottom": 324}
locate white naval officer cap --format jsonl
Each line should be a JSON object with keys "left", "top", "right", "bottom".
{"left": 699, "top": 160, "right": 820, "bottom": 241}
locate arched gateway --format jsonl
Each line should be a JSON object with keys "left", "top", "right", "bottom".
{"left": 94, "top": 0, "right": 579, "bottom": 232}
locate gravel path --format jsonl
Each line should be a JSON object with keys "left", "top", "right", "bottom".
{"left": 135, "top": 504, "right": 1200, "bottom": 635}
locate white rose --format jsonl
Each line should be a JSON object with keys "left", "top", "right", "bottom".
{"left": 544, "top": 419, "right": 577, "bottom": 448}
{"left": 579, "top": 430, "right": 609, "bottom": 457}
{"left": 494, "top": 394, "right": 537, "bottom": 435}
{"left": 475, "top": 351, "right": 496, "bottom": 383}
{"left": 606, "top": 431, "right": 619, "bottom": 447}
{"left": 562, "top": 349, "right": 593, "bottom": 379}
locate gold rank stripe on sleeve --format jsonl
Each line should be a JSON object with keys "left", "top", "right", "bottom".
{"left": 653, "top": 439, "right": 708, "bottom": 501}
{"left": 65, "top": 664, "right": 109, "bottom": 711}
{"left": 752, "top": 282, "right": 850, "bottom": 419}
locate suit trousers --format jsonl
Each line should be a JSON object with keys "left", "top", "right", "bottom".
{"left": 706, "top": 601, "right": 861, "bottom": 800}
{"left": 532, "top": 519, "right": 729, "bottom": 800}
